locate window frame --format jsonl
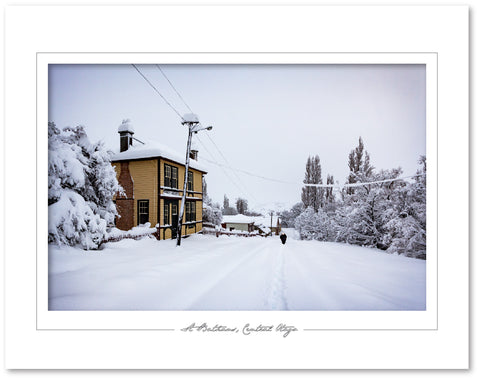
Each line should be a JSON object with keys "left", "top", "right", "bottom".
{"left": 137, "top": 199, "right": 149, "bottom": 226}
{"left": 164, "top": 164, "right": 179, "bottom": 189}
{"left": 185, "top": 200, "right": 196, "bottom": 223}
{"left": 164, "top": 164, "right": 171, "bottom": 188}
{"left": 163, "top": 202, "right": 169, "bottom": 225}
{"left": 187, "top": 170, "right": 194, "bottom": 192}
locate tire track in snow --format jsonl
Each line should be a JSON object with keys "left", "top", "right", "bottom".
{"left": 265, "top": 245, "right": 288, "bottom": 310}
{"left": 181, "top": 238, "right": 273, "bottom": 310}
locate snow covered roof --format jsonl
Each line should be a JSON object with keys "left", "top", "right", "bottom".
{"left": 255, "top": 224, "right": 271, "bottom": 234}
{"left": 222, "top": 214, "right": 281, "bottom": 227}
{"left": 111, "top": 139, "right": 208, "bottom": 173}
{"left": 117, "top": 119, "right": 135, "bottom": 134}
{"left": 222, "top": 214, "right": 256, "bottom": 224}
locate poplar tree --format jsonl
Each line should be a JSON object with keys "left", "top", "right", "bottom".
{"left": 346, "top": 137, "right": 374, "bottom": 194}
{"left": 301, "top": 155, "right": 324, "bottom": 212}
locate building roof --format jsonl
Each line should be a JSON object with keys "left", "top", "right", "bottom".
{"left": 111, "top": 139, "right": 208, "bottom": 173}
{"left": 222, "top": 214, "right": 256, "bottom": 224}
{"left": 222, "top": 214, "right": 281, "bottom": 227}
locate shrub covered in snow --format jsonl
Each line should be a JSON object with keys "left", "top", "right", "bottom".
{"left": 48, "top": 122, "right": 122, "bottom": 249}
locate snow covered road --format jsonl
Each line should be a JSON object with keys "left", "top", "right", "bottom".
{"left": 49, "top": 229, "right": 426, "bottom": 311}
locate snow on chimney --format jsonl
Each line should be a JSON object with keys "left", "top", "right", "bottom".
{"left": 118, "top": 119, "right": 135, "bottom": 152}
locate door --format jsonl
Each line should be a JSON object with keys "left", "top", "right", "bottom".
{"left": 171, "top": 202, "right": 179, "bottom": 239}
{"left": 164, "top": 200, "right": 179, "bottom": 239}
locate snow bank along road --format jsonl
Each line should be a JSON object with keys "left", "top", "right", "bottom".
{"left": 49, "top": 229, "right": 426, "bottom": 310}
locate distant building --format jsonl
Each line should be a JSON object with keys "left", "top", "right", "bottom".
{"left": 221, "top": 214, "right": 281, "bottom": 236}
{"left": 111, "top": 120, "right": 207, "bottom": 240}
{"left": 221, "top": 214, "right": 256, "bottom": 233}
{"left": 255, "top": 215, "right": 282, "bottom": 235}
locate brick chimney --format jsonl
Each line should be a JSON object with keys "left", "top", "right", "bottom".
{"left": 189, "top": 149, "right": 198, "bottom": 160}
{"left": 118, "top": 119, "right": 135, "bottom": 152}
{"left": 189, "top": 140, "right": 199, "bottom": 160}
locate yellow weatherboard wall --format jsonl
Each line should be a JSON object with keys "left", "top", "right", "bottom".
{"left": 113, "top": 156, "right": 204, "bottom": 239}
{"left": 129, "top": 159, "right": 158, "bottom": 226}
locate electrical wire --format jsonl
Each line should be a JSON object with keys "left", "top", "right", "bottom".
{"left": 156, "top": 65, "right": 194, "bottom": 114}
{"left": 195, "top": 134, "right": 253, "bottom": 200}
{"left": 131, "top": 64, "right": 185, "bottom": 121}
{"left": 200, "top": 156, "right": 425, "bottom": 189}
{"left": 156, "top": 65, "right": 258, "bottom": 201}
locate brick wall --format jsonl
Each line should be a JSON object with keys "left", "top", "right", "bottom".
{"left": 115, "top": 161, "right": 134, "bottom": 231}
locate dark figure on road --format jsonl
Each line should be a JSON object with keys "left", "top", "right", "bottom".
{"left": 280, "top": 233, "right": 287, "bottom": 245}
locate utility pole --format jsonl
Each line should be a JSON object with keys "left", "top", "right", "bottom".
{"left": 270, "top": 210, "right": 274, "bottom": 236}
{"left": 176, "top": 114, "right": 212, "bottom": 247}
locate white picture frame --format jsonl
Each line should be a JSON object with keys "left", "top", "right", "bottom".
{"left": 4, "top": 5, "right": 469, "bottom": 370}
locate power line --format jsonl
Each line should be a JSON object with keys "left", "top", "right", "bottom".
{"left": 156, "top": 66, "right": 258, "bottom": 202}
{"left": 195, "top": 134, "right": 253, "bottom": 200}
{"left": 156, "top": 65, "right": 194, "bottom": 114}
{"left": 131, "top": 64, "right": 184, "bottom": 121}
{"left": 202, "top": 156, "right": 298, "bottom": 186}
{"left": 204, "top": 133, "right": 259, "bottom": 200}
{"left": 201, "top": 156, "right": 425, "bottom": 189}
{"left": 196, "top": 135, "right": 258, "bottom": 202}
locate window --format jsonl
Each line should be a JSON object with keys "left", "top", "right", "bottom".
{"left": 172, "top": 166, "right": 178, "bottom": 189}
{"left": 164, "top": 165, "right": 171, "bottom": 188}
{"left": 163, "top": 203, "right": 169, "bottom": 225}
{"left": 187, "top": 171, "right": 193, "bottom": 191}
{"left": 185, "top": 201, "right": 196, "bottom": 222}
{"left": 164, "top": 164, "right": 178, "bottom": 189}
{"left": 138, "top": 200, "right": 149, "bottom": 225}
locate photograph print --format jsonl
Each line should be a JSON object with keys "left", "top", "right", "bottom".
{"left": 47, "top": 63, "right": 427, "bottom": 311}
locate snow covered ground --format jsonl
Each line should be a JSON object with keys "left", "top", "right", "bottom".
{"left": 48, "top": 228, "right": 425, "bottom": 311}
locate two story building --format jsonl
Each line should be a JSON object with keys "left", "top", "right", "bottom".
{"left": 111, "top": 120, "right": 207, "bottom": 240}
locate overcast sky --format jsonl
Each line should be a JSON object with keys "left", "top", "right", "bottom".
{"left": 49, "top": 64, "right": 426, "bottom": 212}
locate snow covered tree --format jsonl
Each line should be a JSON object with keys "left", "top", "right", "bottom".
{"left": 236, "top": 197, "right": 248, "bottom": 214}
{"left": 325, "top": 174, "right": 335, "bottom": 204}
{"left": 279, "top": 202, "right": 304, "bottom": 228}
{"left": 295, "top": 207, "right": 321, "bottom": 240}
{"left": 301, "top": 155, "right": 324, "bottom": 212}
{"left": 335, "top": 168, "right": 403, "bottom": 248}
{"left": 294, "top": 207, "right": 331, "bottom": 241}
{"left": 202, "top": 178, "right": 222, "bottom": 226}
{"left": 382, "top": 157, "right": 426, "bottom": 258}
{"left": 346, "top": 137, "right": 374, "bottom": 194}
{"left": 222, "top": 194, "right": 237, "bottom": 215}
{"left": 48, "top": 122, "right": 122, "bottom": 250}
{"left": 202, "top": 203, "right": 223, "bottom": 226}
